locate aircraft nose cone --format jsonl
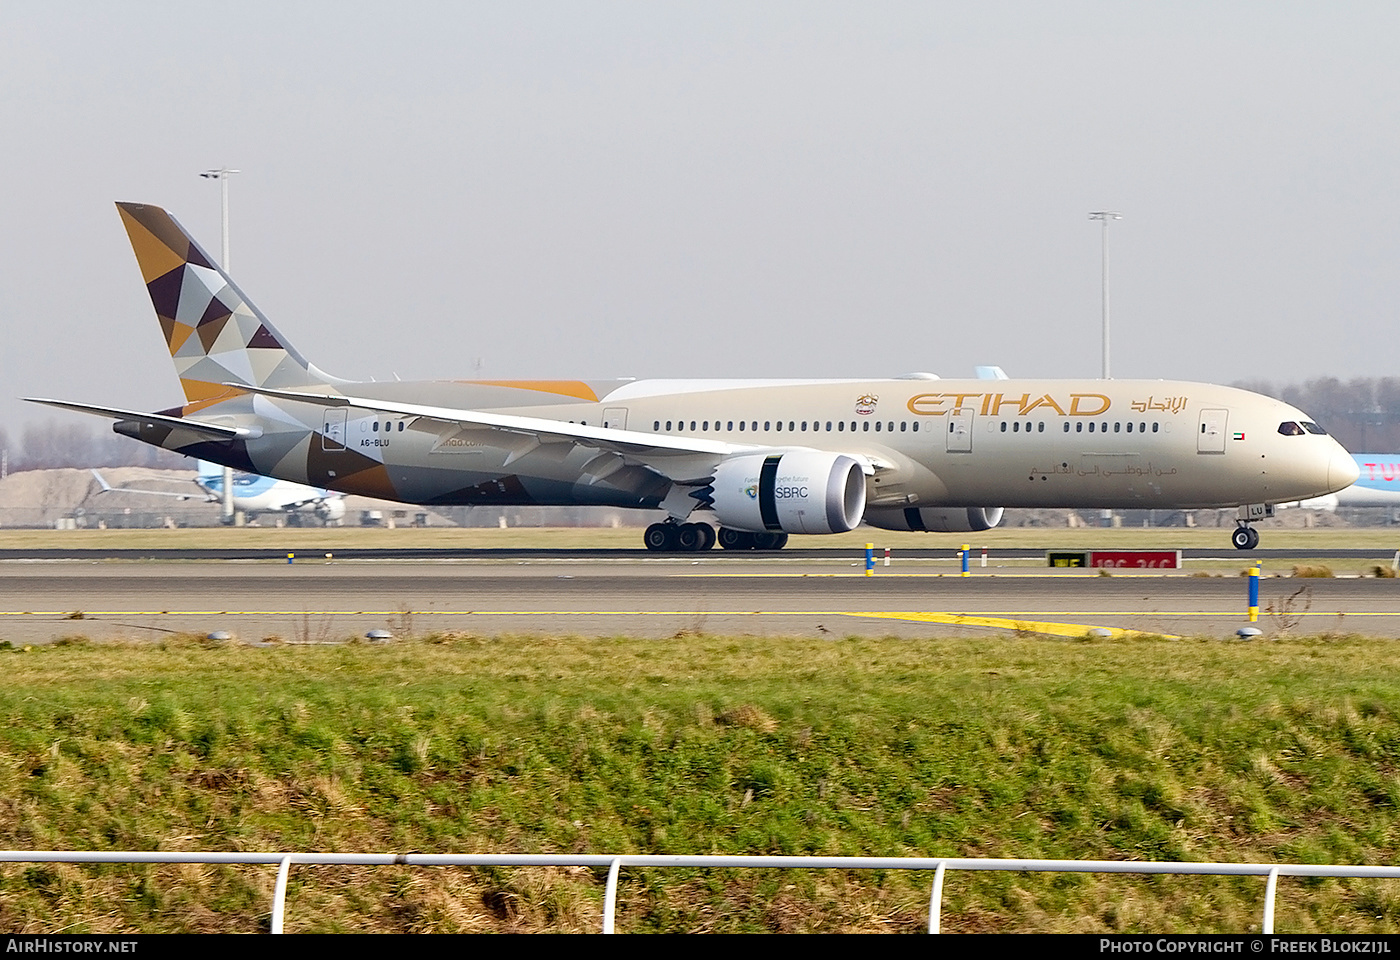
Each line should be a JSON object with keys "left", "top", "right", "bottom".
{"left": 1330, "top": 449, "right": 1360, "bottom": 491}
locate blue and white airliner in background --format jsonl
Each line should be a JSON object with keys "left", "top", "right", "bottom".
{"left": 92, "top": 462, "right": 346, "bottom": 525}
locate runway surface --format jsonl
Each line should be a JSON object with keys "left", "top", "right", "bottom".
{"left": 3, "top": 556, "right": 1399, "bottom": 643}
{"left": 1, "top": 546, "right": 1397, "bottom": 562}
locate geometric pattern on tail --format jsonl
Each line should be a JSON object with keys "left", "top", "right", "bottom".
{"left": 116, "top": 202, "right": 313, "bottom": 405}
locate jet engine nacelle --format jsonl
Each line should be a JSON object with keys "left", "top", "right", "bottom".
{"left": 315, "top": 498, "right": 347, "bottom": 523}
{"left": 864, "top": 506, "right": 1005, "bottom": 533}
{"left": 709, "top": 452, "right": 866, "bottom": 535}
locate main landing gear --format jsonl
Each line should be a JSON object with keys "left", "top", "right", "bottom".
{"left": 642, "top": 522, "right": 788, "bottom": 552}
{"left": 717, "top": 528, "right": 788, "bottom": 551}
{"left": 644, "top": 521, "right": 715, "bottom": 552}
{"left": 1231, "top": 524, "right": 1260, "bottom": 550}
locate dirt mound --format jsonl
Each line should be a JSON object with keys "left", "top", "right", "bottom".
{"left": 0, "top": 467, "right": 204, "bottom": 527}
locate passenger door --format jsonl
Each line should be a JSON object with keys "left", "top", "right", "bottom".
{"left": 1197, "top": 409, "right": 1227, "bottom": 454}
{"left": 946, "top": 409, "right": 974, "bottom": 453}
{"left": 321, "top": 409, "right": 347, "bottom": 451}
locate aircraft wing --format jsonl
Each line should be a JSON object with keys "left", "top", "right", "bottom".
{"left": 24, "top": 399, "right": 260, "bottom": 440}
{"left": 90, "top": 470, "right": 212, "bottom": 502}
{"left": 233, "top": 384, "right": 879, "bottom": 483}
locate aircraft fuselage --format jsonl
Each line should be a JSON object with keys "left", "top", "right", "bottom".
{"left": 121, "top": 376, "right": 1352, "bottom": 515}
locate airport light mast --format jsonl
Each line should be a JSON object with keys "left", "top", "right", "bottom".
{"left": 200, "top": 168, "right": 240, "bottom": 526}
{"left": 1089, "top": 211, "right": 1122, "bottom": 530}
{"left": 199, "top": 168, "right": 239, "bottom": 272}
{"left": 1088, "top": 211, "right": 1121, "bottom": 380}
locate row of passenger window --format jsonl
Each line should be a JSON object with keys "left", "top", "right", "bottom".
{"left": 650, "top": 418, "right": 1162, "bottom": 435}
{"left": 996, "top": 420, "right": 1161, "bottom": 434}
{"left": 358, "top": 415, "right": 1179, "bottom": 436}
{"left": 653, "top": 419, "right": 924, "bottom": 433}
{"left": 1057, "top": 421, "right": 1157, "bottom": 433}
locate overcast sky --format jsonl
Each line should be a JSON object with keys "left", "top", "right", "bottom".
{"left": 2, "top": 2, "right": 1397, "bottom": 433}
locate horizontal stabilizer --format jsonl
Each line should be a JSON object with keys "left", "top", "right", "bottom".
{"left": 90, "top": 469, "right": 210, "bottom": 502}
{"left": 24, "top": 398, "right": 258, "bottom": 440}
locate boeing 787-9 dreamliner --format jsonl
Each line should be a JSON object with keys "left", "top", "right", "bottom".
{"left": 28, "top": 203, "right": 1359, "bottom": 551}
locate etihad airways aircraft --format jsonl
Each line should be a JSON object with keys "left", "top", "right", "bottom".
{"left": 27, "top": 203, "right": 1359, "bottom": 551}
{"left": 91, "top": 462, "right": 346, "bottom": 525}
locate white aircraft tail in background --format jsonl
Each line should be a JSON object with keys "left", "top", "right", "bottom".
{"left": 92, "top": 463, "right": 345, "bottom": 524}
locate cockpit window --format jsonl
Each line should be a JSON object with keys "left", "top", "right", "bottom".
{"left": 1278, "top": 422, "right": 1305, "bottom": 436}
{"left": 1301, "top": 421, "right": 1328, "bottom": 435}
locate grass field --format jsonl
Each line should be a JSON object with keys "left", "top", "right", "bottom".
{"left": 4, "top": 630, "right": 1400, "bottom": 933}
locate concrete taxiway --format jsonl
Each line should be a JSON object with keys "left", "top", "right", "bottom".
{"left": 2, "top": 556, "right": 1398, "bottom": 644}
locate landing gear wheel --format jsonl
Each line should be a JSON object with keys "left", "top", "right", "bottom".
{"left": 753, "top": 532, "right": 789, "bottom": 550}
{"left": 675, "top": 523, "right": 703, "bottom": 551}
{"left": 1231, "top": 525, "right": 1259, "bottom": 550}
{"left": 644, "top": 522, "right": 677, "bottom": 552}
{"left": 718, "top": 528, "right": 756, "bottom": 550}
{"left": 695, "top": 523, "right": 716, "bottom": 551}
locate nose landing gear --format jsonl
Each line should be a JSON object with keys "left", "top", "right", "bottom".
{"left": 1231, "top": 524, "right": 1260, "bottom": 550}
{"left": 1231, "top": 503, "right": 1274, "bottom": 550}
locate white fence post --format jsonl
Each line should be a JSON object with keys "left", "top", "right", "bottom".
{"left": 602, "top": 857, "right": 623, "bottom": 934}
{"left": 927, "top": 860, "right": 947, "bottom": 934}
{"left": 271, "top": 855, "right": 294, "bottom": 934}
{"left": 1262, "top": 866, "right": 1280, "bottom": 934}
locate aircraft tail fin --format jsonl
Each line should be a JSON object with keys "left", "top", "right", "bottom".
{"left": 115, "top": 202, "right": 342, "bottom": 406}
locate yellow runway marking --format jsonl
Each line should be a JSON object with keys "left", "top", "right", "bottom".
{"left": 853, "top": 611, "right": 1179, "bottom": 639}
